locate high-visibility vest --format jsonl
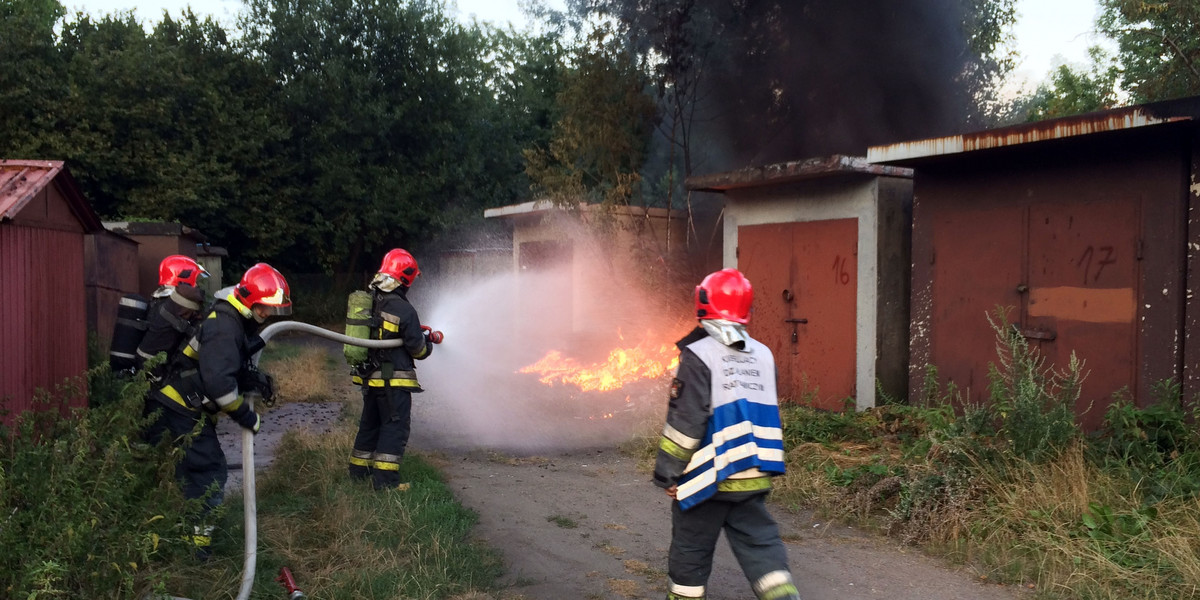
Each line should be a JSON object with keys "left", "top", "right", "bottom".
{"left": 675, "top": 335, "right": 786, "bottom": 510}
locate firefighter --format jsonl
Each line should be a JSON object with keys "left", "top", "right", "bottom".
{"left": 348, "top": 248, "right": 434, "bottom": 491}
{"left": 144, "top": 262, "right": 290, "bottom": 559}
{"left": 135, "top": 255, "right": 209, "bottom": 376}
{"left": 653, "top": 268, "right": 801, "bottom": 600}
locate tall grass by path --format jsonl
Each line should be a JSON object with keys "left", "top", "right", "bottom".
{"left": 158, "top": 429, "right": 503, "bottom": 599}
{"left": 2, "top": 335, "right": 502, "bottom": 599}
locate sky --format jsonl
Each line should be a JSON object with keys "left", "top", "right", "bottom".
{"left": 64, "top": 0, "right": 1103, "bottom": 93}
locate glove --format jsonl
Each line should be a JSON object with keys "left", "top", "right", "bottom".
{"left": 256, "top": 371, "right": 276, "bottom": 406}
{"left": 229, "top": 403, "right": 261, "bottom": 434}
{"left": 239, "top": 364, "right": 276, "bottom": 406}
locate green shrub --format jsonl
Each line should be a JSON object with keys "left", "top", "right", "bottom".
{"left": 0, "top": 366, "right": 195, "bottom": 599}
{"left": 1091, "top": 381, "right": 1200, "bottom": 503}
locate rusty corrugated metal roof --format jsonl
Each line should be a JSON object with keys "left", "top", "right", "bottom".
{"left": 0, "top": 159, "right": 102, "bottom": 231}
{"left": 685, "top": 154, "right": 913, "bottom": 193}
{"left": 1, "top": 160, "right": 63, "bottom": 220}
{"left": 484, "top": 200, "right": 683, "bottom": 220}
{"left": 868, "top": 95, "right": 1200, "bottom": 164}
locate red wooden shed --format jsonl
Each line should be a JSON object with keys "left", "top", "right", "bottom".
{"left": 0, "top": 160, "right": 103, "bottom": 423}
{"left": 869, "top": 96, "right": 1200, "bottom": 429}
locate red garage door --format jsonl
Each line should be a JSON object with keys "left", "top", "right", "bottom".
{"left": 739, "top": 219, "right": 858, "bottom": 409}
{"left": 929, "top": 198, "right": 1140, "bottom": 430}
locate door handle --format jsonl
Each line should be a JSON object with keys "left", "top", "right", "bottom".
{"left": 1021, "top": 328, "right": 1056, "bottom": 341}
{"left": 1012, "top": 322, "right": 1056, "bottom": 341}
{"left": 784, "top": 318, "right": 808, "bottom": 343}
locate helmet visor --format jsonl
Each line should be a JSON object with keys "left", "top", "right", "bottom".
{"left": 260, "top": 304, "right": 292, "bottom": 316}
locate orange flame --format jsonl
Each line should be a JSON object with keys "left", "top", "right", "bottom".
{"left": 519, "top": 336, "right": 680, "bottom": 392}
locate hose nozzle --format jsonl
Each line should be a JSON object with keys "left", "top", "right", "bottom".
{"left": 276, "top": 567, "right": 307, "bottom": 599}
{"left": 421, "top": 325, "right": 444, "bottom": 344}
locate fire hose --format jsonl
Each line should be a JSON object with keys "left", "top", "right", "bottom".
{"left": 233, "top": 320, "right": 442, "bottom": 600}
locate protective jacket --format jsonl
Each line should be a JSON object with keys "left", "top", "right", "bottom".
{"left": 653, "top": 327, "right": 786, "bottom": 510}
{"left": 136, "top": 284, "right": 205, "bottom": 376}
{"left": 151, "top": 297, "right": 260, "bottom": 419}
{"left": 351, "top": 287, "right": 430, "bottom": 389}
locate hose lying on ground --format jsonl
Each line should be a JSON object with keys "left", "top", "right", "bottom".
{"left": 237, "top": 321, "right": 408, "bottom": 600}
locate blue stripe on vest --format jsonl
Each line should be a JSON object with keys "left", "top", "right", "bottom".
{"left": 676, "top": 398, "right": 786, "bottom": 510}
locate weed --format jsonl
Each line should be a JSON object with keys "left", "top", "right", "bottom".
{"left": 0, "top": 365, "right": 195, "bottom": 599}
{"left": 548, "top": 514, "right": 580, "bottom": 528}
{"left": 986, "top": 309, "right": 1081, "bottom": 463}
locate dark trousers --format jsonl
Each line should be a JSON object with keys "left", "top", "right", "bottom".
{"left": 669, "top": 492, "right": 791, "bottom": 596}
{"left": 350, "top": 385, "right": 413, "bottom": 489}
{"left": 143, "top": 400, "right": 227, "bottom": 550}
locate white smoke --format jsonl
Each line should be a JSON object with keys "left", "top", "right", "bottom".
{"left": 407, "top": 225, "right": 691, "bottom": 454}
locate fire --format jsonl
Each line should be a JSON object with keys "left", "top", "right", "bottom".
{"left": 519, "top": 336, "right": 680, "bottom": 392}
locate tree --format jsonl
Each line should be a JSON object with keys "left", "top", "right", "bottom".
{"left": 49, "top": 10, "right": 290, "bottom": 267}
{"left": 523, "top": 25, "right": 658, "bottom": 208}
{"left": 241, "top": 0, "right": 554, "bottom": 273}
{"left": 1012, "top": 47, "right": 1122, "bottom": 122}
{"left": 1098, "top": 0, "right": 1200, "bottom": 103}
{"left": 0, "top": 0, "right": 67, "bottom": 158}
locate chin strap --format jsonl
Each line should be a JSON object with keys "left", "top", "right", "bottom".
{"left": 701, "top": 319, "right": 750, "bottom": 350}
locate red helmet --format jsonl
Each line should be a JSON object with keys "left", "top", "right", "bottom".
{"left": 695, "top": 268, "right": 754, "bottom": 324}
{"left": 377, "top": 248, "right": 420, "bottom": 287}
{"left": 158, "top": 255, "right": 209, "bottom": 287}
{"left": 234, "top": 263, "right": 292, "bottom": 316}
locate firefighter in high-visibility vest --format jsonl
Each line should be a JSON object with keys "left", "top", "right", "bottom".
{"left": 348, "top": 248, "right": 434, "bottom": 491}
{"left": 136, "top": 255, "right": 209, "bottom": 376}
{"left": 144, "top": 262, "right": 289, "bottom": 559}
{"left": 653, "top": 268, "right": 801, "bottom": 600}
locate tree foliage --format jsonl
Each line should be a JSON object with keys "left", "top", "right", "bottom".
{"left": 523, "top": 25, "right": 657, "bottom": 208}
{"left": 1013, "top": 47, "right": 1122, "bottom": 122}
{"left": 1099, "top": 0, "right": 1200, "bottom": 103}
{"left": 0, "top": 0, "right": 561, "bottom": 274}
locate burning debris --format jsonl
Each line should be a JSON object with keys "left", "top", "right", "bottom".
{"left": 517, "top": 332, "right": 680, "bottom": 393}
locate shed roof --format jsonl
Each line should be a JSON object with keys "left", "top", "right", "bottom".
{"left": 104, "top": 220, "right": 209, "bottom": 242}
{"left": 484, "top": 200, "right": 683, "bottom": 220}
{"left": 868, "top": 95, "right": 1200, "bottom": 166}
{"left": 685, "top": 154, "right": 913, "bottom": 193}
{"left": 0, "top": 159, "right": 102, "bottom": 231}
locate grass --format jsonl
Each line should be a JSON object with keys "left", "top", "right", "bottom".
{"left": 1, "top": 337, "right": 502, "bottom": 599}
{"left": 156, "top": 430, "right": 503, "bottom": 599}
{"left": 547, "top": 514, "right": 580, "bottom": 528}
{"left": 258, "top": 342, "right": 341, "bottom": 404}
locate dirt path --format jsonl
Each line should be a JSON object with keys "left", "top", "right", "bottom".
{"left": 417, "top": 446, "right": 1028, "bottom": 600}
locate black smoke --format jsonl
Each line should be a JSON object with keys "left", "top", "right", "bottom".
{"left": 585, "top": 0, "right": 983, "bottom": 171}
